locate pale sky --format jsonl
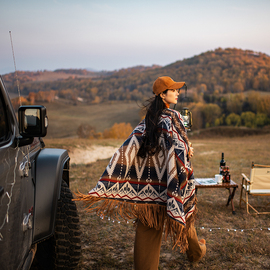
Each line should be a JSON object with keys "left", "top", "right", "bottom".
{"left": 1, "top": 0, "right": 270, "bottom": 75}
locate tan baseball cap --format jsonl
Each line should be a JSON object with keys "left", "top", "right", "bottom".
{"left": 153, "top": 76, "right": 185, "bottom": 95}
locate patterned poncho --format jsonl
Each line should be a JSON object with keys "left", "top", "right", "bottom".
{"left": 76, "top": 108, "right": 196, "bottom": 251}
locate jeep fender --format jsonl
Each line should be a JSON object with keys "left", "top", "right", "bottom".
{"left": 33, "top": 148, "right": 70, "bottom": 243}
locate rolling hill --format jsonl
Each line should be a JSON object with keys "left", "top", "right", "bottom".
{"left": 3, "top": 47, "right": 270, "bottom": 103}
{"left": 3, "top": 47, "right": 270, "bottom": 137}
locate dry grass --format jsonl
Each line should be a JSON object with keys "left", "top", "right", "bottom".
{"left": 45, "top": 134, "right": 270, "bottom": 270}
{"left": 44, "top": 101, "right": 142, "bottom": 138}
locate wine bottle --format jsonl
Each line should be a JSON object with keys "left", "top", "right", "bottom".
{"left": 219, "top": 152, "right": 226, "bottom": 174}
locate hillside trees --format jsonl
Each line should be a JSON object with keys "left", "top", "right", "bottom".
{"left": 190, "top": 102, "right": 204, "bottom": 130}
{"left": 6, "top": 48, "right": 270, "bottom": 99}
{"left": 257, "top": 96, "right": 270, "bottom": 116}
{"left": 226, "top": 93, "right": 244, "bottom": 115}
{"left": 225, "top": 113, "right": 241, "bottom": 126}
{"left": 5, "top": 48, "right": 270, "bottom": 102}
{"left": 255, "top": 113, "right": 269, "bottom": 127}
{"left": 187, "top": 90, "right": 270, "bottom": 129}
{"left": 4, "top": 48, "right": 270, "bottom": 130}
{"left": 241, "top": 112, "right": 256, "bottom": 128}
{"left": 202, "top": 103, "right": 221, "bottom": 127}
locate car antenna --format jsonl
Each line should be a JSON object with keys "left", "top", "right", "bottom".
{"left": 9, "top": 30, "right": 22, "bottom": 107}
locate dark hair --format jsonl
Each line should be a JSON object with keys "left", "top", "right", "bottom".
{"left": 138, "top": 90, "right": 168, "bottom": 158}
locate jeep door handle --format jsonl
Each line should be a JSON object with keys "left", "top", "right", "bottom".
{"left": 0, "top": 186, "right": 4, "bottom": 197}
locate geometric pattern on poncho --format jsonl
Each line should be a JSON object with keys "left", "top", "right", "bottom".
{"left": 88, "top": 108, "right": 196, "bottom": 226}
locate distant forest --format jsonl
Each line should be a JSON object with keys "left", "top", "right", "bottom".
{"left": 3, "top": 47, "right": 270, "bottom": 130}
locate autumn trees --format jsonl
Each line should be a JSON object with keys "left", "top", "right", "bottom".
{"left": 3, "top": 48, "right": 270, "bottom": 131}
{"left": 77, "top": 122, "right": 132, "bottom": 139}
{"left": 5, "top": 48, "right": 270, "bottom": 102}
{"left": 189, "top": 91, "right": 270, "bottom": 129}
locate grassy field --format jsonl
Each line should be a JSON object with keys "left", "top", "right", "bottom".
{"left": 44, "top": 133, "right": 270, "bottom": 270}
{"left": 44, "top": 101, "right": 142, "bottom": 138}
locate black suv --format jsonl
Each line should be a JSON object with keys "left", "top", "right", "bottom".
{"left": 0, "top": 75, "right": 81, "bottom": 270}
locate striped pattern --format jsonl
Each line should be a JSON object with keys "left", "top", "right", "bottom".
{"left": 88, "top": 108, "right": 196, "bottom": 226}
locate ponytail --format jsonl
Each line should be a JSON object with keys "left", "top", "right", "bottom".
{"left": 138, "top": 92, "right": 167, "bottom": 158}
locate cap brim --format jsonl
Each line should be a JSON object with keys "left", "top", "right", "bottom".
{"left": 169, "top": 82, "right": 185, "bottom": 90}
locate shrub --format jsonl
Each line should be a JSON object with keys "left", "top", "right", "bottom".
{"left": 103, "top": 123, "right": 133, "bottom": 139}
{"left": 241, "top": 111, "right": 256, "bottom": 128}
{"left": 202, "top": 103, "right": 221, "bottom": 127}
{"left": 77, "top": 124, "right": 96, "bottom": 138}
{"left": 225, "top": 113, "right": 241, "bottom": 126}
{"left": 255, "top": 113, "right": 269, "bottom": 128}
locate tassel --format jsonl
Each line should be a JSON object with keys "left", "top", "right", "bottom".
{"left": 74, "top": 192, "right": 196, "bottom": 253}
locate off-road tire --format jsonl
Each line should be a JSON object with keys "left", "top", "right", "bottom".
{"left": 31, "top": 181, "right": 81, "bottom": 269}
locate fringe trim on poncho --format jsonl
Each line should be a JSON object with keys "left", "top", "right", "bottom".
{"left": 75, "top": 108, "right": 197, "bottom": 253}
{"left": 75, "top": 193, "right": 197, "bottom": 253}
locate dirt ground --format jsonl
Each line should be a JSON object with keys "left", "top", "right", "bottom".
{"left": 68, "top": 145, "right": 120, "bottom": 165}
{"left": 45, "top": 136, "right": 270, "bottom": 270}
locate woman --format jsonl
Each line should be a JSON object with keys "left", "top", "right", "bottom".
{"left": 76, "top": 76, "right": 206, "bottom": 269}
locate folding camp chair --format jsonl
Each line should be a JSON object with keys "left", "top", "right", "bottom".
{"left": 239, "top": 163, "right": 270, "bottom": 214}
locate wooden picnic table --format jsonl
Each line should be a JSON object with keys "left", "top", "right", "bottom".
{"left": 195, "top": 178, "right": 238, "bottom": 215}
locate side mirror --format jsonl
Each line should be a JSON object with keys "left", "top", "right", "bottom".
{"left": 18, "top": 105, "right": 48, "bottom": 137}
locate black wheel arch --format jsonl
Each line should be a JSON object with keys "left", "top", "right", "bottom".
{"left": 33, "top": 148, "right": 70, "bottom": 243}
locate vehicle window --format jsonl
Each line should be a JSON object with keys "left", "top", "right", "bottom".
{"left": 0, "top": 93, "right": 9, "bottom": 144}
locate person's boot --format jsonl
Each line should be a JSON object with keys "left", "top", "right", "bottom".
{"left": 186, "top": 224, "right": 206, "bottom": 262}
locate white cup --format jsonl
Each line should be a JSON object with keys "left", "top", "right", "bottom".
{"left": 215, "top": 174, "right": 223, "bottom": 184}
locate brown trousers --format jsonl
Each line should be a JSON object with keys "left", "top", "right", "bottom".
{"left": 134, "top": 220, "right": 206, "bottom": 270}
